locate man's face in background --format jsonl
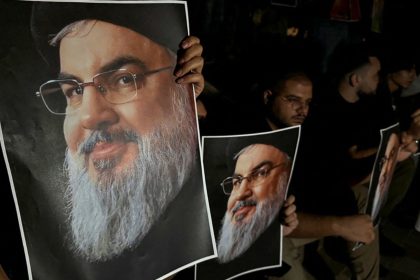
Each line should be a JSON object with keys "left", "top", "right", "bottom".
{"left": 359, "top": 57, "right": 381, "bottom": 96}
{"left": 389, "top": 67, "right": 417, "bottom": 89}
{"left": 265, "top": 76, "right": 312, "bottom": 127}
{"left": 217, "top": 144, "right": 289, "bottom": 263}
{"left": 57, "top": 20, "right": 197, "bottom": 261}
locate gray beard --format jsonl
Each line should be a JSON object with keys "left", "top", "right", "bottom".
{"left": 216, "top": 174, "right": 287, "bottom": 264}
{"left": 64, "top": 84, "right": 197, "bottom": 261}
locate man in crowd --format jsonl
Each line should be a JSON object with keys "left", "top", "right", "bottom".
{"left": 246, "top": 61, "right": 377, "bottom": 279}
{"left": 29, "top": 2, "right": 211, "bottom": 279}
{"left": 373, "top": 45, "right": 419, "bottom": 221}
{"left": 262, "top": 71, "right": 313, "bottom": 129}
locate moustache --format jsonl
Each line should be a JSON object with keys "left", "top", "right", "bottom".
{"left": 79, "top": 129, "right": 139, "bottom": 155}
{"left": 232, "top": 199, "right": 257, "bottom": 216}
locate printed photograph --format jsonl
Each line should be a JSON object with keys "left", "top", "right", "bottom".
{"left": 197, "top": 127, "right": 300, "bottom": 279}
{"left": 366, "top": 123, "right": 400, "bottom": 225}
{"left": 0, "top": 1, "right": 214, "bottom": 280}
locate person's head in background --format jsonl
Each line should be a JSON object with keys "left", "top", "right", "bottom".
{"left": 327, "top": 42, "right": 381, "bottom": 102}
{"left": 381, "top": 45, "right": 417, "bottom": 93}
{"left": 262, "top": 71, "right": 313, "bottom": 128}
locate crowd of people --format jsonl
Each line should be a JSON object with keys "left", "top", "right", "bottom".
{"left": 197, "top": 19, "right": 420, "bottom": 279}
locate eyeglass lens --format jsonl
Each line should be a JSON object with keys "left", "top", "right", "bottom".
{"left": 222, "top": 164, "right": 281, "bottom": 194}
{"left": 39, "top": 69, "right": 137, "bottom": 114}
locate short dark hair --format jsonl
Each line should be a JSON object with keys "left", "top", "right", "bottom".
{"left": 269, "top": 71, "right": 312, "bottom": 97}
{"left": 381, "top": 45, "right": 416, "bottom": 75}
{"left": 327, "top": 42, "right": 374, "bottom": 79}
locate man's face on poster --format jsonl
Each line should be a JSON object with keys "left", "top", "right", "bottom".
{"left": 61, "top": 20, "right": 175, "bottom": 179}
{"left": 217, "top": 144, "right": 289, "bottom": 263}
{"left": 54, "top": 20, "right": 196, "bottom": 261}
{"left": 377, "top": 133, "right": 399, "bottom": 195}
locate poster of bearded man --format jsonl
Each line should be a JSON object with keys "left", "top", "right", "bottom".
{"left": 197, "top": 127, "right": 300, "bottom": 280}
{"left": 0, "top": 1, "right": 215, "bottom": 280}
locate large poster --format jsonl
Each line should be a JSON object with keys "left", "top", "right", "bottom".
{"left": 197, "top": 127, "right": 300, "bottom": 279}
{"left": 0, "top": 1, "right": 215, "bottom": 279}
{"left": 365, "top": 123, "right": 400, "bottom": 225}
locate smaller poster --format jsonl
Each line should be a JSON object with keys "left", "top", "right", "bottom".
{"left": 196, "top": 127, "right": 300, "bottom": 280}
{"left": 365, "top": 123, "right": 400, "bottom": 225}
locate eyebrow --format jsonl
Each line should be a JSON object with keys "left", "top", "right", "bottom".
{"left": 57, "top": 56, "right": 147, "bottom": 81}
{"left": 233, "top": 160, "right": 273, "bottom": 177}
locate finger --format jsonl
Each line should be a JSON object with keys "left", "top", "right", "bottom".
{"left": 284, "top": 213, "right": 298, "bottom": 225}
{"left": 411, "top": 108, "right": 420, "bottom": 118}
{"left": 284, "top": 204, "right": 297, "bottom": 216}
{"left": 284, "top": 194, "right": 295, "bottom": 207}
{"left": 176, "top": 72, "right": 204, "bottom": 86}
{"left": 176, "top": 56, "right": 204, "bottom": 77}
{"left": 176, "top": 74, "right": 204, "bottom": 97}
{"left": 178, "top": 44, "right": 203, "bottom": 64}
{"left": 180, "top": 36, "right": 200, "bottom": 50}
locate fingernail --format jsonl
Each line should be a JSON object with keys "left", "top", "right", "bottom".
{"left": 182, "top": 41, "right": 190, "bottom": 49}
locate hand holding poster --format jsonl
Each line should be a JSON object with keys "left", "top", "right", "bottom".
{"left": 0, "top": 1, "right": 214, "bottom": 279}
{"left": 197, "top": 127, "right": 300, "bottom": 279}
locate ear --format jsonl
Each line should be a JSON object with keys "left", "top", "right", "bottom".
{"left": 349, "top": 73, "right": 361, "bottom": 87}
{"left": 263, "top": 90, "right": 273, "bottom": 105}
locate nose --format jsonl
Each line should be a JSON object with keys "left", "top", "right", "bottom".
{"left": 235, "top": 179, "right": 253, "bottom": 200}
{"left": 79, "top": 85, "right": 119, "bottom": 130}
{"left": 296, "top": 102, "right": 309, "bottom": 115}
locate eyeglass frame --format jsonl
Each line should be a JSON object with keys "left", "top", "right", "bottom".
{"left": 220, "top": 162, "right": 287, "bottom": 195}
{"left": 279, "top": 95, "right": 311, "bottom": 110}
{"left": 35, "top": 65, "right": 173, "bottom": 115}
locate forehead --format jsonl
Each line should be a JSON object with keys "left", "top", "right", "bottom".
{"left": 234, "top": 144, "right": 285, "bottom": 173}
{"left": 59, "top": 20, "right": 171, "bottom": 74}
{"left": 280, "top": 78, "right": 312, "bottom": 98}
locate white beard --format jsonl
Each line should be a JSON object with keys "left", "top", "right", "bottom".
{"left": 216, "top": 173, "right": 287, "bottom": 263}
{"left": 64, "top": 84, "right": 197, "bottom": 261}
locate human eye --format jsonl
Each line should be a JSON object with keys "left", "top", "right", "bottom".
{"left": 251, "top": 167, "right": 269, "bottom": 181}
{"left": 61, "top": 82, "right": 82, "bottom": 98}
{"left": 286, "top": 96, "right": 299, "bottom": 102}
{"left": 60, "top": 83, "right": 82, "bottom": 107}
{"left": 232, "top": 177, "right": 242, "bottom": 188}
{"left": 115, "top": 72, "right": 136, "bottom": 87}
{"left": 104, "top": 70, "right": 137, "bottom": 91}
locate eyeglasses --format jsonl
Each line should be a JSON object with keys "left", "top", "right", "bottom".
{"left": 220, "top": 163, "right": 287, "bottom": 195}
{"left": 280, "top": 96, "right": 311, "bottom": 110}
{"left": 35, "top": 66, "right": 172, "bottom": 115}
